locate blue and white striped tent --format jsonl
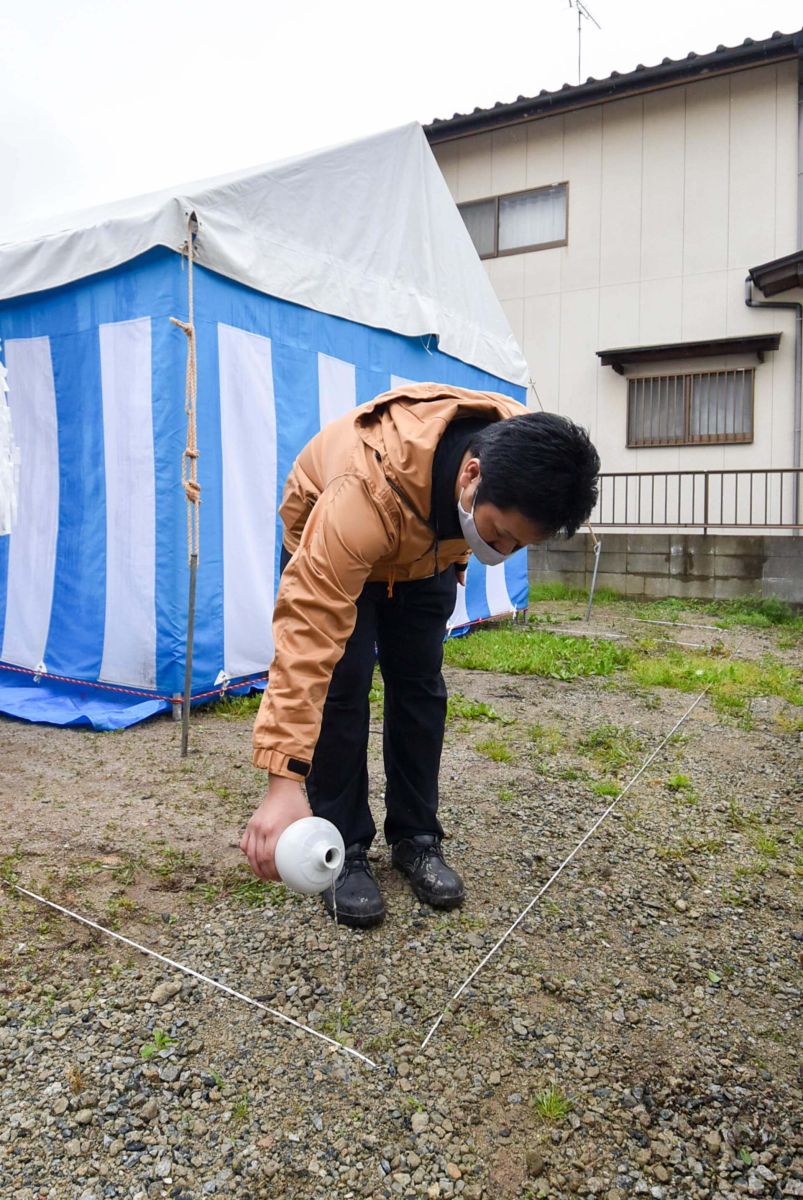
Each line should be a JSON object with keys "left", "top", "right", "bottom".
{"left": 0, "top": 124, "right": 529, "bottom": 730}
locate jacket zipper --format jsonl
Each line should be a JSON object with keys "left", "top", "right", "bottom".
{"left": 384, "top": 472, "right": 441, "bottom": 577}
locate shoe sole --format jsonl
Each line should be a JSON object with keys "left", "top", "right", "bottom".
{"left": 323, "top": 904, "right": 385, "bottom": 929}
{"left": 392, "top": 863, "right": 464, "bottom": 909}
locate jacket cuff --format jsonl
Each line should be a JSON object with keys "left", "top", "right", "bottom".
{"left": 251, "top": 748, "right": 311, "bottom": 780}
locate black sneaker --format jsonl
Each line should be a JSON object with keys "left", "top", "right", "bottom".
{"left": 322, "top": 844, "right": 385, "bottom": 928}
{"left": 391, "top": 834, "right": 465, "bottom": 909}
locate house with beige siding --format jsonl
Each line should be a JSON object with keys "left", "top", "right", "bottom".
{"left": 426, "top": 30, "right": 803, "bottom": 599}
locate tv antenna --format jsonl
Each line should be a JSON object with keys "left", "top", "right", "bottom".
{"left": 568, "top": 0, "right": 601, "bottom": 85}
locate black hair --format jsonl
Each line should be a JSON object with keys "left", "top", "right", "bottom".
{"left": 471, "top": 412, "right": 600, "bottom": 539}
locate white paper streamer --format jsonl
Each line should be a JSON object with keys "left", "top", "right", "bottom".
{"left": 0, "top": 343, "right": 20, "bottom": 536}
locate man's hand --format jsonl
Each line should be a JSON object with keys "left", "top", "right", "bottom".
{"left": 240, "top": 776, "right": 311, "bottom": 882}
{"left": 455, "top": 565, "right": 467, "bottom": 587}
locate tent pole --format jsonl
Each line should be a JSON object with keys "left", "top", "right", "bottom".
{"left": 180, "top": 552, "right": 198, "bottom": 757}
{"left": 171, "top": 212, "right": 200, "bottom": 759}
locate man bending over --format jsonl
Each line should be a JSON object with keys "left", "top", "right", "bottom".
{"left": 241, "top": 383, "right": 600, "bottom": 927}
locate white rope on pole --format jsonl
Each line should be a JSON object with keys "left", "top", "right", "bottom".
{"left": 170, "top": 216, "right": 201, "bottom": 565}
{"left": 2, "top": 880, "right": 378, "bottom": 1070}
{"left": 420, "top": 684, "right": 713, "bottom": 1050}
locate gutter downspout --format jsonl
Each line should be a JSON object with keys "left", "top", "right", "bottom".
{"left": 744, "top": 277, "right": 802, "bottom": 532}
{"left": 798, "top": 53, "right": 803, "bottom": 249}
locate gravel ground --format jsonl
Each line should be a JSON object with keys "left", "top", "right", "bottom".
{"left": 1, "top": 604, "right": 801, "bottom": 1200}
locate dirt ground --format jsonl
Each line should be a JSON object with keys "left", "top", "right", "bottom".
{"left": 1, "top": 600, "right": 801, "bottom": 1200}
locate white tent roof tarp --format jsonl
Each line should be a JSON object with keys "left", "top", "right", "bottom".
{"left": 0, "top": 123, "right": 527, "bottom": 386}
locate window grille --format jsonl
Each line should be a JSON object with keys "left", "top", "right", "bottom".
{"left": 627, "top": 370, "right": 754, "bottom": 447}
{"left": 458, "top": 183, "right": 568, "bottom": 259}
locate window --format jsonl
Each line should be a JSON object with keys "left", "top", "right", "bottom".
{"left": 458, "top": 183, "right": 568, "bottom": 258}
{"left": 627, "top": 370, "right": 754, "bottom": 447}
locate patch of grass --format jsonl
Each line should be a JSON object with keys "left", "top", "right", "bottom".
{"left": 734, "top": 859, "right": 769, "bottom": 879}
{"left": 151, "top": 845, "right": 201, "bottom": 883}
{"left": 528, "top": 581, "right": 588, "bottom": 604}
{"left": 592, "top": 779, "right": 620, "bottom": 798}
{"left": 775, "top": 711, "right": 803, "bottom": 734}
{"left": 627, "top": 647, "right": 803, "bottom": 716}
{"left": 655, "top": 837, "right": 725, "bottom": 861}
{"left": 726, "top": 800, "right": 757, "bottom": 830}
{"left": 106, "top": 895, "right": 137, "bottom": 927}
{"left": 528, "top": 724, "right": 564, "bottom": 754}
{"left": 531, "top": 1083, "right": 573, "bottom": 1122}
{"left": 140, "top": 1029, "right": 177, "bottom": 1060}
{"left": 707, "top": 596, "right": 802, "bottom": 630}
{"left": 665, "top": 774, "right": 698, "bottom": 805}
{"left": 751, "top": 832, "right": 779, "bottom": 859}
{"left": 231, "top": 1092, "right": 250, "bottom": 1123}
{"left": 447, "top": 693, "right": 501, "bottom": 723}
{"left": 578, "top": 724, "right": 643, "bottom": 771}
{"left": 475, "top": 738, "right": 514, "bottom": 763}
{"left": 498, "top": 788, "right": 515, "bottom": 805}
{"left": 445, "top": 628, "right": 631, "bottom": 679}
{"left": 558, "top": 767, "right": 582, "bottom": 782}
{"left": 215, "top": 693, "right": 263, "bottom": 719}
{"left": 320, "top": 998, "right": 355, "bottom": 1038}
{"left": 369, "top": 676, "right": 384, "bottom": 706}
{"left": 629, "top": 595, "right": 802, "bottom": 631}
{"left": 203, "top": 867, "right": 290, "bottom": 909}
{"left": 632, "top": 596, "right": 688, "bottom": 623}
{"left": 110, "top": 858, "right": 136, "bottom": 886}
{"left": 528, "top": 581, "right": 624, "bottom": 605}
{"left": 0, "top": 848, "right": 23, "bottom": 883}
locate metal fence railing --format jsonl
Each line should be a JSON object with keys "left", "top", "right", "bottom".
{"left": 592, "top": 468, "right": 802, "bottom": 532}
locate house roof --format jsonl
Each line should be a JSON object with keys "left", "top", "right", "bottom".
{"left": 426, "top": 29, "right": 803, "bottom": 142}
{"left": 597, "top": 335, "right": 782, "bottom": 375}
{"left": 749, "top": 250, "right": 803, "bottom": 296}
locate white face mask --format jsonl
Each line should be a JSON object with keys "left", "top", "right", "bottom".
{"left": 457, "top": 483, "right": 512, "bottom": 567}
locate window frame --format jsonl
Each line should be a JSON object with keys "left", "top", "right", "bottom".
{"left": 626, "top": 369, "right": 755, "bottom": 449}
{"left": 458, "top": 181, "right": 570, "bottom": 259}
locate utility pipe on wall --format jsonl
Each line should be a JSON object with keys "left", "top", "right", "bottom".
{"left": 744, "top": 277, "right": 802, "bottom": 532}
{"left": 798, "top": 59, "right": 803, "bottom": 250}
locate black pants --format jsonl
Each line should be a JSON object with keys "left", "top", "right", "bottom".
{"left": 281, "top": 549, "right": 457, "bottom": 849}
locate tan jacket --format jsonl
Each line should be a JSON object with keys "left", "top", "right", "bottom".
{"left": 252, "top": 383, "right": 522, "bottom": 779}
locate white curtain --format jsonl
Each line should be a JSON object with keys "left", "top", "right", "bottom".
{"left": 690, "top": 371, "right": 752, "bottom": 440}
{"left": 460, "top": 199, "right": 496, "bottom": 258}
{"left": 498, "top": 186, "right": 566, "bottom": 252}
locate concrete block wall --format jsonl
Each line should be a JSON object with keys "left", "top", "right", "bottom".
{"left": 528, "top": 533, "right": 803, "bottom": 605}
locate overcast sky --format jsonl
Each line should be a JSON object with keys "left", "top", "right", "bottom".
{"left": 1, "top": 0, "right": 801, "bottom": 240}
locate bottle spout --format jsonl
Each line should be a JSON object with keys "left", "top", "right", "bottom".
{"left": 275, "top": 816, "right": 345, "bottom": 895}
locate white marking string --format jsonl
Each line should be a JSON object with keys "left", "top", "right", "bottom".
{"left": 2, "top": 881, "right": 378, "bottom": 1070}
{"left": 421, "top": 684, "right": 713, "bottom": 1049}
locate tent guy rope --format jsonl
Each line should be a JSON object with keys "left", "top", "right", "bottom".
{"left": 1, "top": 879, "right": 378, "bottom": 1071}
{"left": 420, "top": 683, "right": 714, "bottom": 1050}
